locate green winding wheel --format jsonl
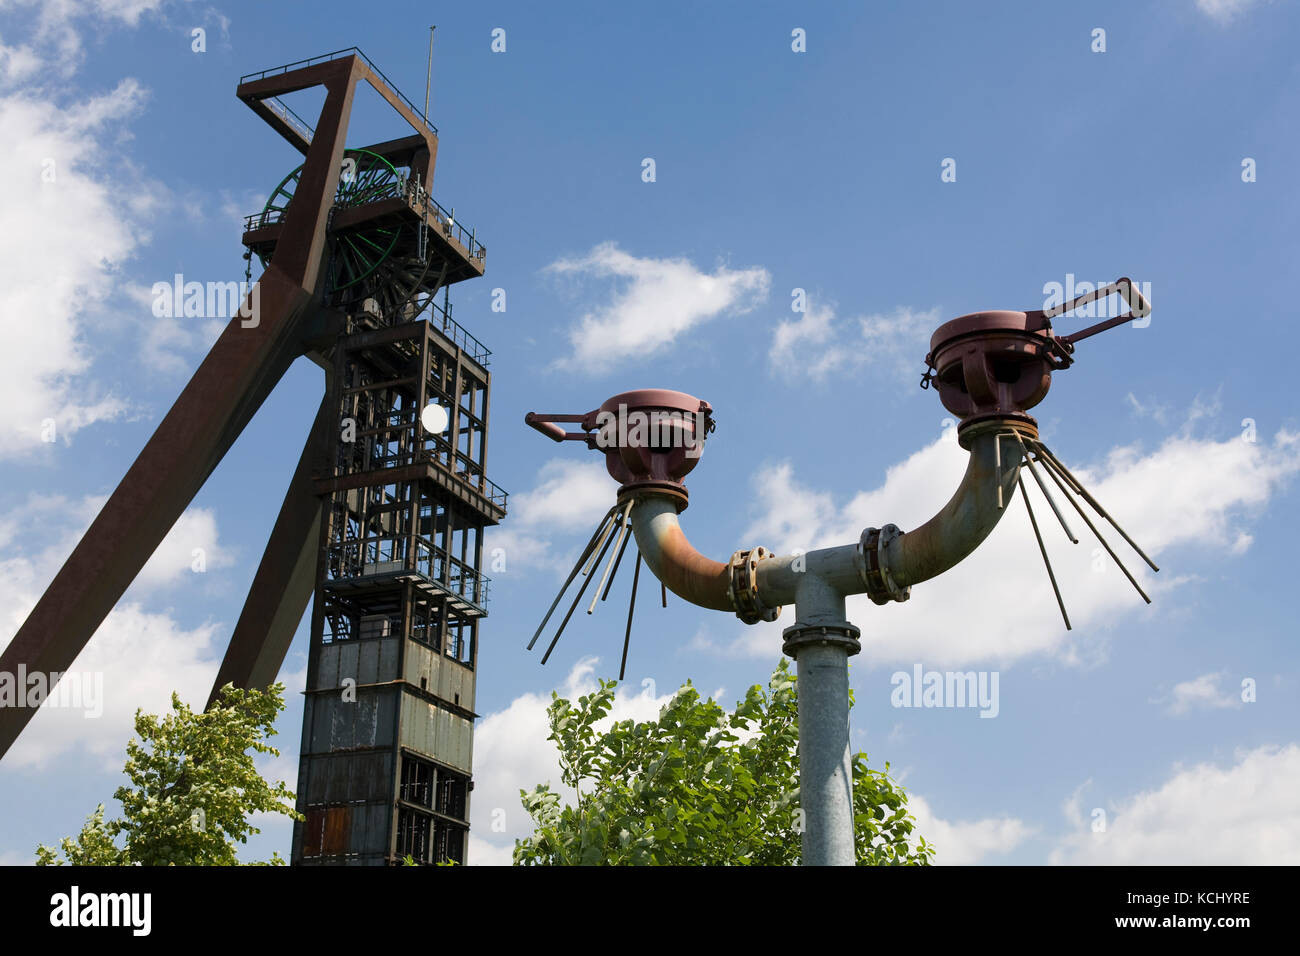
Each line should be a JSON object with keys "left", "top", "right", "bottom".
{"left": 257, "top": 148, "right": 409, "bottom": 299}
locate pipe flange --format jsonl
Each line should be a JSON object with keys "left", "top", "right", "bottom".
{"left": 781, "top": 622, "right": 862, "bottom": 659}
{"left": 727, "top": 546, "right": 781, "bottom": 625}
{"left": 858, "top": 525, "right": 911, "bottom": 606}
{"left": 616, "top": 482, "right": 689, "bottom": 513}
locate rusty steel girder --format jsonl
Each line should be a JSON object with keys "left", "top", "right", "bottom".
{"left": 0, "top": 51, "right": 468, "bottom": 761}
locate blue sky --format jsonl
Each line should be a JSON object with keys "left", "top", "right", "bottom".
{"left": 1, "top": 0, "right": 1298, "bottom": 865}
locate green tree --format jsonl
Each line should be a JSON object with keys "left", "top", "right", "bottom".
{"left": 514, "top": 659, "right": 933, "bottom": 866}
{"left": 36, "top": 682, "right": 301, "bottom": 866}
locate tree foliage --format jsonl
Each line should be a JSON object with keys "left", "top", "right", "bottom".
{"left": 514, "top": 659, "right": 933, "bottom": 866}
{"left": 36, "top": 683, "right": 301, "bottom": 866}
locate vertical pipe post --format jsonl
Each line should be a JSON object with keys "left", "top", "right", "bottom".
{"left": 783, "top": 576, "right": 860, "bottom": 866}
{"left": 795, "top": 641, "right": 857, "bottom": 865}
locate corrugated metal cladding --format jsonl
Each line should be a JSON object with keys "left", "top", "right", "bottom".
{"left": 405, "top": 639, "right": 475, "bottom": 713}
{"left": 301, "top": 750, "right": 392, "bottom": 804}
{"left": 307, "top": 685, "right": 397, "bottom": 752}
{"left": 312, "top": 637, "right": 401, "bottom": 691}
{"left": 299, "top": 800, "right": 392, "bottom": 863}
{"left": 399, "top": 692, "right": 474, "bottom": 773}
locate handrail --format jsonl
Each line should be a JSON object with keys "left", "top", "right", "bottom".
{"left": 323, "top": 535, "right": 492, "bottom": 612}
{"left": 242, "top": 176, "right": 487, "bottom": 266}
{"left": 421, "top": 192, "right": 486, "bottom": 263}
{"left": 265, "top": 95, "right": 315, "bottom": 140}
{"left": 239, "top": 47, "right": 439, "bottom": 136}
{"left": 428, "top": 299, "right": 492, "bottom": 366}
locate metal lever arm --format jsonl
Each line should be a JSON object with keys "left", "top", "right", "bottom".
{"left": 524, "top": 411, "right": 594, "bottom": 443}
{"left": 1049, "top": 277, "right": 1151, "bottom": 345}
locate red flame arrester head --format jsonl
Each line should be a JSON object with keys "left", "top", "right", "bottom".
{"left": 921, "top": 277, "right": 1152, "bottom": 433}
{"left": 525, "top": 388, "right": 715, "bottom": 506}
{"left": 923, "top": 310, "right": 1062, "bottom": 428}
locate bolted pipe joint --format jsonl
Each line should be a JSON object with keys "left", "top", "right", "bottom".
{"left": 727, "top": 547, "right": 782, "bottom": 624}
{"left": 781, "top": 621, "right": 861, "bottom": 660}
{"left": 857, "top": 524, "right": 911, "bottom": 606}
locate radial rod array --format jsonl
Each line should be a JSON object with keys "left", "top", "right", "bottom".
{"left": 1008, "top": 435, "right": 1160, "bottom": 630}
{"left": 528, "top": 499, "right": 656, "bottom": 678}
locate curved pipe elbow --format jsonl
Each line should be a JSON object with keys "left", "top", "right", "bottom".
{"left": 883, "top": 428, "right": 1024, "bottom": 588}
{"left": 628, "top": 424, "right": 1025, "bottom": 617}
{"left": 629, "top": 496, "right": 734, "bottom": 612}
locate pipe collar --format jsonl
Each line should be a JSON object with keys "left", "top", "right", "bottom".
{"left": 727, "top": 547, "right": 781, "bottom": 624}
{"left": 782, "top": 622, "right": 861, "bottom": 659}
{"left": 857, "top": 524, "right": 910, "bottom": 606}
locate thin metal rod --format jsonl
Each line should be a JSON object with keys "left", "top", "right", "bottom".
{"left": 583, "top": 508, "right": 619, "bottom": 577}
{"left": 995, "top": 432, "right": 1004, "bottom": 509}
{"left": 541, "top": 516, "right": 621, "bottom": 665}
{"left": 423, "top": 26, "right": 435, "bottom": 122}
{"left": 661, "top": 579, "right": 667, "bottom": 608}
{"left": 1033, "top": 440, "right": 1160, "bottom": 573}
{"left": 1033, "top": 449, "right": 1151, "bottom": 604}
{"left": 1013, "top": 432, "right": 1077, "bottom": 543}
{"left": 526, "top": 506, "right": 614, "bottom": 650}
{"left": 590, "top": 500, "right": 633, "bottom": 614}
{"left": 1032, "top": 440, "right": 1084, "bottom": 495}
{"left": 1019, "top": 476, "right": 1071, "bottom": 630}
{"left": 620, "top": 552, "right": 642, "bottom": 681}
{"left": 600, "top": 504, "right": 635, "bottom": 602}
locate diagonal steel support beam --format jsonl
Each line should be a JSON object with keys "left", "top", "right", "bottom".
{"left": 0, "top": 270, "right": 307, "bottom": 756}
{"left": 0, "top": 59, "right": 363, "bottom": 760}
{"left": 206, "top": 391, "right": 333, "bottom": 709}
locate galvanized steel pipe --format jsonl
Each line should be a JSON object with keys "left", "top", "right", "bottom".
{"left": 881, "top": 426, "right": 1026, "bottom": 588}
{"left": 627, "top": 421, "right": 1028, "bottom": 866}
{"left": 632, "top": 425, "right": 1026, "bottom": 613}
{"left": 628, "top": 495, "right": 733, "bottom": 612}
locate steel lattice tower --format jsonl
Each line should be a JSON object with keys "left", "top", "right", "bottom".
{"left": 0, "top": 48, "right": 507, "bottom": 866}
{"left": 292, "top": 307, "right": 504, "bottom": 865}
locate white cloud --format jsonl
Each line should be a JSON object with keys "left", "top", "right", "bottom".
{"left": 136, "top": 505, "right": 235, "bottom": 588}
{"left": 770, "top": 303, "right": 848, "bottom": 379}
{"left": 468, "top": 656, "right": 677, "bottom": 865}
{"left": 2, "top": 599, "right": 221, "bottom": 773}
{"left": 1125, "top": 392, "right": 1172, "bottom": 426}
{"left": 858, "top": 307, "right": 940, "bottom": 379}
{"left": 0, "top": 493, "right": 232, "bottom": 771}
{"left": 485, "top": 459, "right": 615, "bottom": 575}
{"left": 0, "top": 78, "right": 155, "bottom": 456}
{"left": 546, "top": 242, "right": 769, "bottom": 371}
{"left": 466, "top": 833, "right": 515, "bottom": 867}
{"left": 0, "top": 0, "right": 172, "bottom": 75}
{"left": 122, "top": 282, "right": 226, "bottom": 375}
{"left": 1194, "top": 0, "right": 1271, "bottom": 23}
{"left": 1051, "top": 744, "right": 1300, "bottom": 864}
{"left": 686, "top": 424, "right": 1300, "bottom": 668}
{"left": 907, "top": 793, "right": 1033, "bottom": 865}
{"left": 1162, "top": 671, "right": 1241, "bottom": 716}
{"left": 0, "top": 41, "right": 41, "bottom": 83}
{"left": 770, "top": 302, "right": 938, "bottom": 384}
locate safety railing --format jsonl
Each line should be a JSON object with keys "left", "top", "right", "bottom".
{"left": 242, "top": 178, "right": 487, "bottom": 267}
{"left": 239, "top": 47, "right": 439, "bottom": 136}
{"left": 428, "top": 298, "right": 491, "bottom": 366}
{"left": 323, "top": 535, "right": 491, "bottom": 612}
{"left": 265, "top": 95, "right": 315, "bottom": 141}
